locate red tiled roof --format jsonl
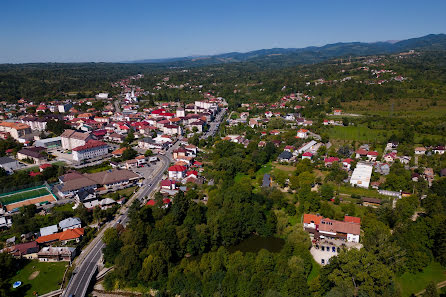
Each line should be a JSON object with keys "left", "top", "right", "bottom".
{"left": 36, "top": 228, "right": 84, "bottom": 243}
{"left": 344, "top": 216, "right": 361, "bottom": 224}
{"left": 356, "top": 149, "right": 368, "bottom": 155}
{"left": 168, "top": 165, "right": 186, "bottom": 172}
{"left": 72, "top": 140, "right": 107, "bottom": 152}
{"left": 324, "top": 157, "right": 340, "bottom": 163}
{"left": 303, "top": 213, "right": 323, "bottom": 225}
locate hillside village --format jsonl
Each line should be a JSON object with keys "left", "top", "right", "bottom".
{"left": 0, "top": 49, "right": 445, "bottom": 297}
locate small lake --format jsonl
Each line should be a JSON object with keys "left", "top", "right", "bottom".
{"left": 228, "top": 236, "right": 285, "bottom": 253}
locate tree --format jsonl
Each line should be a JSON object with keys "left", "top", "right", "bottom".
{"left": 423, "top": 282, "right": 439, "bottom": 297}
{"left": 320, "top": 184, "right": 334, "bottom": 200}
{"left": 323, "top": 249, "right": 397, "bottom": 297}
{"left": 121, "top": 147, "right": 137, "bottom": 161}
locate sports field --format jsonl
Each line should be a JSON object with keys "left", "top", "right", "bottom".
{"left": 0, "top": 186, "right": 56, "bottom": 210}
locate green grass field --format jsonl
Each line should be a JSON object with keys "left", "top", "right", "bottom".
{"left": 11, "top": 260, "right": 67, "bottom": 297}
{"left": 308, "top": 259, "right": 321, "bottom": 282}
{"left": 0, "top": 187, "right": 51, "bottom": 206}
{"left": 327, "top": 126, "right": 389, "bottom": 142}
{"left": 336, "top": 184, "right": 389, "bottom": 200}
{"left": 396, "top": 262, "right": 446, "bottom": 297}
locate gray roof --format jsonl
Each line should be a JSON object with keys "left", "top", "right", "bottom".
{"left": 262, "top": 174, "right": 271, "bottom": 187}
{"left": 59, "top": 217, "right": 82, "bottom": 229}
{"left": 278, "top": 151, "right": 293, "bottom": 160}
{"left": 40, "top": 225, "right": 58, "bottom": 236}
{"left": 0, "top": 156, "right": 16, "bottom": 165}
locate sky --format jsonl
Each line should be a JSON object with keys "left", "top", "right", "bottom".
{"left": 0, "top": 0, "right": 445, "bottom": 63}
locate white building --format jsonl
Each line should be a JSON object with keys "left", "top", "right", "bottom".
{"left": 296, "top": 129, "right": 309, "bottom": 139}
{"left": 168, "top": 165, "right": 186, "bottom": 180}
{"left": 96, "top": 93, "right": 109, "bottom": 99}
{"left": 60, "top": 129, "right": 92, "bottom": 150}
{"left": 72, "top": 140, "right": 109, "bottom": 162}
{"left": 58, "top": 102, "right": 73, "bottom": 113}
{"left": 350, "top": 163, "right": 373, "bottom": 188}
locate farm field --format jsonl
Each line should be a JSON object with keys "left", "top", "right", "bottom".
{"left": 327, "top": 125, "right": 389, "bottom": 142}
{"left": 342, "top": 98, "right": 446, "bottom": 118}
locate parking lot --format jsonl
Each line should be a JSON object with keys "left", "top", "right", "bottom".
{"left": 130, "top": 161, "right": 159, "bottom": 179}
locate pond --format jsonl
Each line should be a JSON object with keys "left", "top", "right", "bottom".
{"left": 228, "top": 235, "right": 285, "bottom": 253}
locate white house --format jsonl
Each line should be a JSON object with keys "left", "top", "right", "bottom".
{"left": 296, "top": 129, "right": 309, "bottom": 139}
{"left": 168, "top": 165, "right": 187, "bottom": 180}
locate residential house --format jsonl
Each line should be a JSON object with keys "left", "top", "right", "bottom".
{"left": 8, "top": 241, "right": 39, "bottom": 259}
{"left": 168, "top": 165, "right": 187, "bottom": 180}
{"left": 0, "top": 156, "right": 20, "bottom": 174}
{"left": 59, "top": 217, "right": 82, "bottom": 231}
{"left": 17, "top": 147, "right": 47, "bottom": 164}
{"left": 414, "top": 147, "right": 427, "bottom": 155}
{"left": 38, "top": 247, "right": 76, "bottom": 262}
{"left": 296, "top": 129, "right": 309, "bottom": 139}
{"left": 36, "top": 228, "right": 84, "bottom": 245}
{"left": 40, "top": 225, "right": 58, "bottom": 237}
{"left": 433, "top": 146, "right": 445, "bottom": 155}
{"left": 324, "top": 157, "right": 340, "bottom": 167}
{"left": 278, "top": 151, "right": 293, "bottom": 162}
{"left": 302, "top": 152, "right": 313, "bottom": 160}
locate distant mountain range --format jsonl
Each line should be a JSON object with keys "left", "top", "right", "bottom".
{"left": 126, "top": 34, "right": 446, "bottom": 67}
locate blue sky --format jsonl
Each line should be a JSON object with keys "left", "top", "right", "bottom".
{"left": 0, "top": 0, "right": 445, "bottom": 63}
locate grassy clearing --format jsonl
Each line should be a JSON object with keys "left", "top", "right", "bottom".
{"left": 308, "top": 259, "right": 321, "bottom": 282}
{"left": 12, "top": 260, "right": 67, "bottom": 297}
{"left": 103, "top": 186, "right": 138, "bottom": 199}
{"left": 327, "top": 125, "right": 388, "bottom": 142}
{"left": 396, "top": 262, "right": 446, "bottom": 297}
{"left": 256, "top": 162, "right": 273, "bottom": 178}
{"left": 336, "top": 184, "right": 389, "bottom": 200}
{"left": 342, "top": 98, "right": 446, "bottom": 118}
{"left": 273, "top": 163, "right": 296, "bottom": 172}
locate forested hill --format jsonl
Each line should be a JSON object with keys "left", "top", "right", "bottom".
{"left": 129, "top": 33, "right": 446, "bottom": 66}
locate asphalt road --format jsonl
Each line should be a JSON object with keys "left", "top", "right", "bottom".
{"left": 201, "top": 108, "right": 226, "bottom": 139}
{"left": 62, "top": 145, "right": 175, "bottom": 297}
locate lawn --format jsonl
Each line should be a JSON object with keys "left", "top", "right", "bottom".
{"left": 103, "top": 186, "right": 138, "bottom": 199}
{"left": 256, "top": 162, "right": 273, "bottom": 179}
{"left": 0, "top": 187, "right": 51, "bottom": 205}
{"left": 396, "top": 262, "right": 446, "bottom": 297}
{"left": 308, "top": 259, "right": 321, "bottom": 282}
{"left": 327, "top": 125, "right": 388, "bottom": 142}
{"left": 11, "top": 260, "right": 67, "bottom": 297}
{"left": 336, "top": 184, "right": 389, "bottom": 200}
{"left": 342, "top": 98, "right": 446, "bottom": 118}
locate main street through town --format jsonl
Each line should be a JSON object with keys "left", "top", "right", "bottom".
{"left": 62, "top": 142, "right": 179, "bottom": 297}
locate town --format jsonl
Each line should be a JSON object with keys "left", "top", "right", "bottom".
{"left": 0, "top": 11, "right": 446, "bottom": 296}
